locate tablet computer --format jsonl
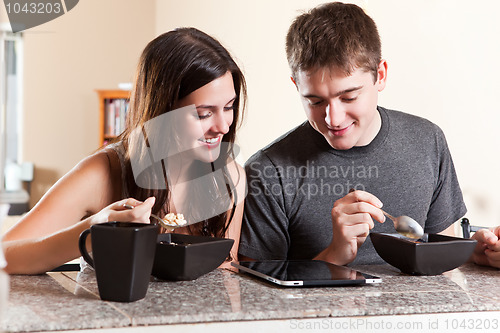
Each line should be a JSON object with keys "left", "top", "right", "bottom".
{"left": 231, "top": 260, "right": 382, "bottom": 287}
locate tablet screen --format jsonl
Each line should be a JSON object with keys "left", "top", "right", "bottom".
{"left": 232, "top": 260, "right": 381, "bottom": 286}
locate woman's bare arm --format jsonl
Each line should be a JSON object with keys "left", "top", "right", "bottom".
{"left": 2, "top": 152, "right": 154, "bottom": 274}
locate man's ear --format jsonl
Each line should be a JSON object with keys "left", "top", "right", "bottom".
{"left": 290, "top": 76, "right": 298, "bottom": 89}
{"left": 376, "top": 60, "right": 388, "bottom": 92}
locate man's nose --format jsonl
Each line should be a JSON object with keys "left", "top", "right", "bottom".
{"left": 324, "top": 101, "right": 346, "bottom": 127}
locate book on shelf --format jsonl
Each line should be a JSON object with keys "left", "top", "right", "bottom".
{"left": 104, "top": 98, "right": 129, "bottom": 137}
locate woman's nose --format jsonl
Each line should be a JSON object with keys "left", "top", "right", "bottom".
{"left": 212, "top": 112, "right": 230, "bottom": 134}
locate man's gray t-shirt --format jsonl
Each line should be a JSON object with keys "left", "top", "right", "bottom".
{"left": 239, "top": 107, "right": 467, "bottom": 265}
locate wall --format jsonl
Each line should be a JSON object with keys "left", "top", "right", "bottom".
{"left": 368, "top": 0, "right": 500, "bottom": 227}
{"left": 15, "top": 0, "right": 156, "bottom": 206}
{"left": 156, "top": 0, "right": 340, "bottom": 162}
{"left": 3, "top": 0, "right": 500, "bottom": 228}
{"left": 0, "top": 3, "right": 7, "bottom": 27}
{"left": 156, "top": 0, "right": 500, "bottom": 228}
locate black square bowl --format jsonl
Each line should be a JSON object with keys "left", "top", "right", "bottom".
{"left": 370, "top": 233, "right": 477, "bottom": 275}
{"left": 152, "top": 233, "right": 234, "bottom": 281}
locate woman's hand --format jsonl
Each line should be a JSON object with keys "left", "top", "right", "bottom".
{"left": 87, "top": 197, "right": 156, "bottom": 226}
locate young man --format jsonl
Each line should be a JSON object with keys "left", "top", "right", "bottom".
{"left": 238, "top": 2, "right": 467, "bottom": 265}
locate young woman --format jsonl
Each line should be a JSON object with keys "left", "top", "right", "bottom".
{"left": 3, "top": 28, "right": 247, "bottom": 274}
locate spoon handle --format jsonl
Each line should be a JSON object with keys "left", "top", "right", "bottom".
{"left": 348, "top": 189, "right": 395, "bottom": 224}
{"left": 381, "top": 209, "right": 397, "bottom": 223}
{"left": 151, "top": 213, "right": 178, "bottom": 231}
{"left": 123, "top": 204, "right": 176, "bottom": 231}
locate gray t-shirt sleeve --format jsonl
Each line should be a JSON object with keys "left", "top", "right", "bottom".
{"left": 239, "top": 153, "right": 290, "bottom": 260}
{"left": 424, "top": 125, "right": 467, "bottom": 233}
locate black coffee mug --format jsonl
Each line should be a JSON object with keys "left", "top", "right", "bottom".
{"left": 79, "top": 222, "right": 158, "bottom": 302}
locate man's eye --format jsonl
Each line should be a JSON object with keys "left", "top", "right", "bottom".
{"left": 342, "top": 97, "right": 357, "bottom": 102}
{"left": 309, "top": 100, "right": 324, "bottom": 106}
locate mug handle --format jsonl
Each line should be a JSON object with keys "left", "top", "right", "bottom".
{"left": 78, "top": 229, "right": 94, "bottom": 268}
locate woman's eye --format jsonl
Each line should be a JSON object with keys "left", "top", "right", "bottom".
{"left": 224, "top": 105, "right": 234, "bottom": 111}
{"left": 197, "top": 112, "right": 212, "bottom": 120}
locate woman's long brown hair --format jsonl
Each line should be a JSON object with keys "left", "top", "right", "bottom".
{"left": 114, "top": 28, "right": 246, "bottom": 238}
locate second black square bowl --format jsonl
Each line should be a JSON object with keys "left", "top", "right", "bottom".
{"left": 370, "top": 233, "right": 477, "bottom": 275}
{"left": 152, "top": 233, "right": 234, "bottom": 281}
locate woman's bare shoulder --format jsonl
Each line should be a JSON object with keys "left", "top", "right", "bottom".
{"left": 3, "top": 151, "right": 117, "bottom": 240}
{"left": 53, "top": 151, "right": 112, "bottom": 192}
{"left": 39, "top": 149, "right": 123, "bottom": 212}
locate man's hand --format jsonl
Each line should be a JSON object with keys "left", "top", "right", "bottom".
{"left": 471, "top": 226, "right": 500, "bottom": 268}
{"left": 315, "top": 190, "right": 385, "bottom": 265}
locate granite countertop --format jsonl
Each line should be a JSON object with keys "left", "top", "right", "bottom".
{"left": 2, "top": 263, "right": 500, "bottom": 332}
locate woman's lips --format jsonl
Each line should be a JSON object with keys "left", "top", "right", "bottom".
{"left": 198, "top": 136, "right": 222, "bottom": 147}
{"left": 328, "top": 123, "right": 353, "bottom": 136}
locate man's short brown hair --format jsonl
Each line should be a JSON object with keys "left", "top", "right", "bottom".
{"left": 286, "top": 2, "right": 381, "bottom": 82}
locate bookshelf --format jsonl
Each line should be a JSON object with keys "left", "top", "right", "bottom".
{"left": 96, "top": 90, "right": 130, "bottom": 146}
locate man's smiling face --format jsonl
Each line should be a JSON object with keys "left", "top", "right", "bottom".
{"left": 294, "top": 61, "right": 387, "bottom": 150}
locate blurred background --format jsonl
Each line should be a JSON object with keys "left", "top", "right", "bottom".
{"left": 0, "top": 0, "right": 499, "bottom": 230}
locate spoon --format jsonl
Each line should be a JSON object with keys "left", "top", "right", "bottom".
{"left": 123, "top": 204, "right": 188, "bottom": 231}
{"left": 347, "top": 188, "right": 424, "bottom": 240}
{"left": 381, "top": 209, "right": 424, "bottom": 239}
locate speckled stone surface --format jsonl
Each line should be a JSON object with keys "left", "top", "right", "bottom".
{"left": 2, "top": 263, "right": 500, "bottom": 332}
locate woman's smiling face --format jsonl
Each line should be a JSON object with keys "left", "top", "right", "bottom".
{"left": 173, "top": 71, "right": 236, "bottom": 163}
